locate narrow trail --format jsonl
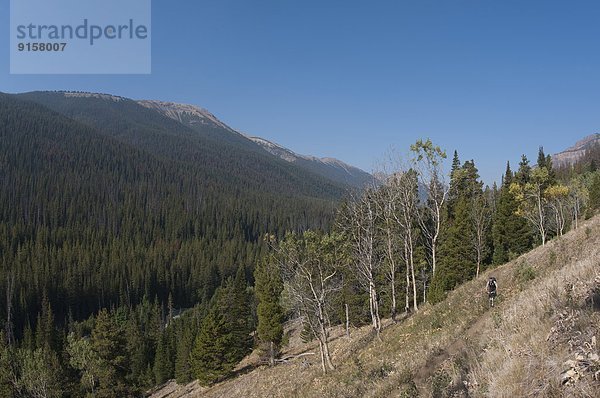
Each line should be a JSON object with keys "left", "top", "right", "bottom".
{"left": 410, "top": 218, "right": 600, "bottom": 397}
{"left": 411, "top": 267, "right": 520, "bottom": 395}
{"left": 412, "top": 311, "right": 489, "bottom": 394}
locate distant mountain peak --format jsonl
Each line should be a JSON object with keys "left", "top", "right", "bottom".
{"left": 137, "top": 100, "right": 234, "bottom": 132}
{"left": 552, "top": 133, "right": 600, "bottom": 167}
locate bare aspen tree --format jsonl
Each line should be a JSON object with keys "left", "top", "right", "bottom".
{"left": 568, "top": 176, "right": 588, "bottom": 230}
{"left": 373, "top": 181, "right": 401, "bottom": 321}
{"left": 376, "top": 151, "right": 421, "bottom": 313}
{"left": 276, "top": 231, "right": 342, "bottom": 374}
{"left": 339, "top": 188, "right": 382, "bottom": 336}
{"left": 389, "top": 170, "right": 419, "bottom": 312}
{"left": 546, "top": 185, "right": 570, "bottom": 236}
{"left": 410, "top": 139, "right": 447, "bottom": 278}
{"left": 470, "top": 193, "right": 491, "bottom": 277}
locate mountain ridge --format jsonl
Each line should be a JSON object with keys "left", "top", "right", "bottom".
{"left": 244, "top": 135, "right": 373, "bottom": 187}
{"left": 14, "top": 90, "right": 352, "bottom": 198}
{"left": 138, "top": 99, "right": 235, "bottom": 133}
{"left": 132, "top": 97, "right": 372, "bottom": 188}
{"left": 552, "top": 133, "right": 600, "bottom": 167}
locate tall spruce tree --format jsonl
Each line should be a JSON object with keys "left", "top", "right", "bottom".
{"left": 492, "top": 162, "right": 532, "bottom": 264}
{"left": 588, "top": 172, "right": 600, "bottom": 215}
{"left": 91, "top": 309, "right": 135, "bottom": 397}
{"left": 446, "top": 150, "right": 462, "bottom": 219}
{"left": 34, "top": 293, "right": 57, "bottom": 352}
{"left": 254, "top": 254, "right": 284, "bottom": 366}
{"left": 190, "top": 272, "right": 252, "bottom": 386}
{"left": 515, "top": 155, "right": 531, "bottom": 185}
{"left": 222, "top": 267, "right": 253, "bottom": 363}
{"left": 430, "top": 160, "right": 483, "bottom": 303}
{"left": 153, "top": 332, "right": 173, "bottom": 385}
{"left": 537, "top": 146, "right": 555, "bottom": 187}
{"left": 190, "top": 290, "right": 234, "bottom": 386}
{"left": 174, "top": 326, "right": 194, "bottom": 384}
{"left": 537, "top": 146, "right": 547, "bottom": 169}
{"left": 126, "top": 315, "right": 152, "bottom": 388}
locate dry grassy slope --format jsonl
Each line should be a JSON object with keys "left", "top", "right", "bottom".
{"left": 151, "top": 215, "right": 600, "bottom": 398}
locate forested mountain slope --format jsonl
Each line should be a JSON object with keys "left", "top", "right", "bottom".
{"left": 151, "top": 214, "right": 600, "bottom": 398}
{"left": 137, "top": 99, "right": 373, "bottom": 188}
{"left": 0, "top": 92, "right": 342, "bottom": 341}
{"left": 15, "top": 91, "right": 348, "bottom": 199}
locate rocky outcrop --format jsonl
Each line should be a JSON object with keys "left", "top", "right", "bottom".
{"left": 552, "top": 134, "right": 600, "bottom": 167}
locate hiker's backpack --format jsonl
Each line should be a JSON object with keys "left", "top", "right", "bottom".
{"left": 488, "top": 278, "right": 497, "bottom": 292}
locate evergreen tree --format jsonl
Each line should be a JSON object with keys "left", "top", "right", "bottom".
{"left": 492, "top": 162, "right": 532, "bottom": 264}
{"left": 588, "top": 172, "right": 600, "bottom": 215}
{"left": 190, "top": 291, "right": 235, "bottom": 386}
{"left": 515, "top": 154, "right": 531, "bottom": 185}
{"left": 254, "top": 254, "right": 284, "bottom": 366}
{"left": 91, "top": 309, "right": 135, "bottom": 397}
{"left": 153, "top": 332, "right": 173, "bottom": 385}
{"left": 190, "top": 274, "right": 252, "bottom": 386}
{"left": 21, "top": 322, "right": 35, "bottom": 352}
{"left": 451, "top": 150, "right": 461, "bottom": 175}
{"left": 446, "top": 150, "right": 462, "bottom": 219}
{"left": 34, "top": 293, "right": 57, "bottom": 352}
{"left": 536, "top": 146, "right": 555, "bottom": 188}
{"left": 435, "top": 198, "right": 475, "bottom": 291}
{"left": 126, "top": 316, "right": 152, "bottom": 388}
{"left": 220, "top": 268, "right": 253, "bottom": 365}
{"left": 174, "top": 326, "right": 194, "bottom": 384}
{"left": 537, "top": 146, "right": 547, "bottom": 169}
{"left": 431, "top": 160, "right": 483, "bottom": 302}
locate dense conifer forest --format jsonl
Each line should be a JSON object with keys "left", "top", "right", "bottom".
{"left": 1, "top": 92, "right": 599, "bottom": 397}
{"left": 0, "top": 92, "right": 346, "bottom": 397}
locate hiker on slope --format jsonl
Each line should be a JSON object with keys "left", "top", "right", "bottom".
{"left": 486, "top": 276, "right": 498, "bottom": 307}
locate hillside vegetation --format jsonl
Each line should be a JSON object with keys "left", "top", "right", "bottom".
{"left": 152, "top": 214, "right": 600, "bottom": 398}
{"left": 2, "top": 90, "right": 599, "bottom": 397}
{"left": 0, "top": 92, "right": 345, "bottom": 397}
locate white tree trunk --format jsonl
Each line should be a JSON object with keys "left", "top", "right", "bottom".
{"left": 345, "top": 303, "right": 350, "bottom": 338}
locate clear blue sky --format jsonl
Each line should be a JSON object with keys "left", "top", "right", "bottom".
{"left": 2, "top": 0, "right": 599, "bottom": 184}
